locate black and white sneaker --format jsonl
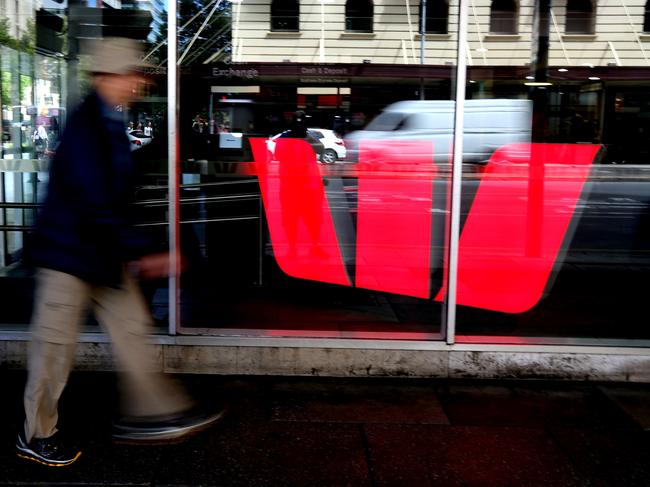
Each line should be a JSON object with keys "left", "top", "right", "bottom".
{"left": 16, "top": 431, "right": 81, "bottom": 467}
{"left": 112, "top": 405, "right": 227, "bottom": 442}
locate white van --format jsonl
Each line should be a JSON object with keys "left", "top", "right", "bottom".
{"left": 344, "top": 99, "right": 533, "bottom": 164}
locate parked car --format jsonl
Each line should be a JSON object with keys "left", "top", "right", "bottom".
{"left": 307, "top": 128, "right": 346, "bottom": 163}
{"left": 127, "top": 130, "right": 152, "bottom": 151}
{"left": 267, "top": 128, "right": 346, "bottom": 163}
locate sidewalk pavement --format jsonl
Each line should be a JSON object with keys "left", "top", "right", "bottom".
{"left": 1, "top": 369, "right": 649, "bottom": 486}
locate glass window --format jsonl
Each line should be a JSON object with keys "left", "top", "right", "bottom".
{"left": 0, "top": 2, "right": 169, "bottom": 330}
{"left": 420, "top": 0, "right": 449, "bottom": 34}
{"left": 565, "top": 0, "right": 595, "bottom": 34}
{"left": 455, "top": 0, "right": 650, "bottom": 341}
{"left": 489, "top": 0, "right": 518, "bottom": 34}
{"left": 271, "top": 0, "right": 299, "bottom": 32}
{"left": 7, "top": 0, "right": 649, "bottom": 346}
{"left": 644, "top": 0, "right": 650, "bottom": 33}
{"left": 346, "top": 0, "right": 374, "bottom": 33}
{"left": 177, "top": 0, "right": 454, "bottom": 339}
{"left": 365, "top": 112, "right": 407, "bottom": 131}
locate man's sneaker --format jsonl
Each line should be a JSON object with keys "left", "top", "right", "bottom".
{"left": 16, "top": 431, "right": 81, "bottom": 467}
{"left": 112, "top": 405, "right": 227, "bottom": 442}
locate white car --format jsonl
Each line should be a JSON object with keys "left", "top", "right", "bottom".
{"left": 267, "top": 128, "right": 346, "bottom": 163}
{"left": 127, "top": 130, "right": 152, "bottom": 151}
{"left": 307, "top": 128, "right": 346, "bottom": 163}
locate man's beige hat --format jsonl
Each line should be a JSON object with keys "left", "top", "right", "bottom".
{"left": 88, "top": 37, "right": 151, "bottom": 75}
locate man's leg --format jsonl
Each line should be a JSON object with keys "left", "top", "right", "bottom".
{"left": 92, "top": 272, "right": 192, "bottom": 418}
{"left": 23, "top": 269, "right": 90, "bottom": 442}
{"left": 94, "top": 272, "right": 225, "bottom": 442}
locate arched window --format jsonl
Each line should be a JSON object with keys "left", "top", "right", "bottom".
{"left": 643, "top": 0, "right": 650, "bottom": 32}
{"left": 346, "top": 0, "right": 374, "bottom": 33}
{"left": 419, "top": 0, "right": 449, "bottom": 34}
{"left": 565, "top": 0, "right": 595, "bottom": 34}
{"left": 489, "top": 0, "right": 518, "bottom": 34}
{"left": 271, "top": 0, "right": 299, "bottom": 32}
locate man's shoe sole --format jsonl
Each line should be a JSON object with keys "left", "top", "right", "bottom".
{"left": 16, "top": 449, "right": 81, "bottom": 467}
{"left": 112, "top": 408, "right": 226, "bottom": 443}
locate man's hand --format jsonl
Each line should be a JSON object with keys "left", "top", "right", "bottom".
{"left": 128, "top": 252, "right": 185, "bottom": 280}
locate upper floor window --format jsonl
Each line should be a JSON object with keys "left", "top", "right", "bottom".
{"left": 271, "top": 0, "right": 299, "bottom": 32}
{"left": 644, "top": 0, "right": 650, "bottom": 32}
{"left": 489, "top": 0, "right": 518, "bottom": 34}
{"left": 565, "top": 0, "right": 595, "bottom": 34}
{"left": 346, "top": 0, "right": 374, "bottom": 33}
{"left": 420, "top": 0, "right": 449, "bottom": 34}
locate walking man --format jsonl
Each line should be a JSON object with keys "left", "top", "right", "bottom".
{"left": 16, "top": 38, "right": 223, "bottom": 467}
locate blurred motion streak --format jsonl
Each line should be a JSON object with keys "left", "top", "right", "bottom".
{"left": 250, "top": 138, "right": 601, "bottom": 314}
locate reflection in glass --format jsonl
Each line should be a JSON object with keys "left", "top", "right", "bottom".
{"left": 0, "top": 1, "right": 166, "bottom": 328}
{"left": 456, "top": 0, "right": 650, "bottom": 340}
{"left": 565, "top": 0, "right": 595, "bottom": 35}
{"left": 345, "top": 0, "right": 374, "bottom": 33}
{"left": 489, "top": 0, "right": 518, "bottom": 35}
{"left": 271, "top": 0, "right": 300, "bottom": 32}
{"left": 420, "top": 0, "right": 450, "bottom": 34}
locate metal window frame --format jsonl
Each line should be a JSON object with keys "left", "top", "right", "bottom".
{"left": 165, "top": 0, "right": 462, "bottom": 340}
{"left": 168, "top": 0, "right": 180, "bottom": 336}
{"left": 164, "top": 0, "right": 649, "bottom": 352}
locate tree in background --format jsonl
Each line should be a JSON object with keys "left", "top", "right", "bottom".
{"left": 149, "top": 0, "right": 232, "bottom": 66}
{"left": 0, "top": 17, "right": 35, "bottom": 53}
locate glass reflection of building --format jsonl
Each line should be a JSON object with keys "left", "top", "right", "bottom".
{"left": 0, "top": 1, "right": 649, "bottom": 379}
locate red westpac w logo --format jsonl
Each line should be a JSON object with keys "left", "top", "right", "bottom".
{"left": 249, "top": 138, "right": 600, "bottom": 314}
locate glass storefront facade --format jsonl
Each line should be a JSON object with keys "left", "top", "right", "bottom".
{"left": 1, "top": 0, "right": 649, "bottom": 347}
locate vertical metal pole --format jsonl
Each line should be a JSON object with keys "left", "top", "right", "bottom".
{"left": 420, "top": 0, "right": 427, "bottom": 64}
{"left": 320, "top": 0, "right": 325, "bottom": 63}
{"left": 233, "top": 0, "right": 242, "bottom": 62}
{"left": 66, "top": 1, "right": 81, "bottom": 117}
{"left": 526, "top": 0, "right": 551, "bottom": 258}
{"left": 419, "top": 0, "right": 426, "bottom": 99}
{"left": 532, "top": 0, "right": 551, "bottom": 87}
{"left": 209, "top": 92, "right": 214, "bottom": 134}
{"left": 0, "top": 176, "right": 6, "bottom": 267}
{"left": 258, "top": 197, "right": 264, "bottom": 286}
{"left": 168, "top": 0, "right": 180, "bottom": 335}
{"left": 405, "top": 0, "right": 417, "bottom": 62}
{"left": 11, "top": 50, "right": 21, "bottom": 160}
{"left": 444, "top": 0, "right": 469, "bottom": 345}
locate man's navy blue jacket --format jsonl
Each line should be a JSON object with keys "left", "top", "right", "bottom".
{"left": 30, "top": 91, "right": 148, "bottom": 287}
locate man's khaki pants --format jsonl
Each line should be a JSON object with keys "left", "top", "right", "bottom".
{"left": 23, "top": 268, "right": 192, "bottom": 442}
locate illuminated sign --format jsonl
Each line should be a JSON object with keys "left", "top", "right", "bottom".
{"left": 249, "top": 139, "right": 600, "bottom": 314}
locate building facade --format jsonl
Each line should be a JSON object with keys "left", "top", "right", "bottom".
{"left": 234, "top": 0, "right": 650, "bottom": 66}
{"left": 1, "top": 0, "right": 38, "bottom": 38}
{"left": 0, "top": 0, "right": 649, "bottom": 380}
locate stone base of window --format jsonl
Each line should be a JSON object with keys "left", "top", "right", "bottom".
{"left": 561, "top": 34, "right": 597, "bottom": 41}
{"left": 267, "top": 31, "right": 303, "bottom": 38}
{"left": 414, "top": 33, "right": 452, "bottom": 40}
{"left": 638, "top": 34, "right": 650, "bottom": 41}
{"left": 340, "top": 32, "right": 376, "bottom": 40}
{"left": 484, "top": 34, "right": 522, "bottom": 41}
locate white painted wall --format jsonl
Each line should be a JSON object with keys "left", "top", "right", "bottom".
{"left": 233, "top": 0, "right": 650, "bottom": 67}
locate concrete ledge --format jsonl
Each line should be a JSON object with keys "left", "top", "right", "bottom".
{"left": 1, "top": 336, "right": 649, "bottom": 381}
